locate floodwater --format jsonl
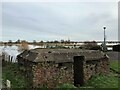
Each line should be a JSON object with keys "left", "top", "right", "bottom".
{"left": 0, "top": 45, "right": 44, "bottom": 62}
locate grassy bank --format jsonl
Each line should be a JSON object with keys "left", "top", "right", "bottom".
{"left": 2, "top": 60, "right": 119, "bottom": 88}
{"left": 109, "top": 60, "right": 119, "bottom": 72}
{"left": 83, "top": 60, "right": 119, "bottom": 88}
{"left": 2, "top": 62, "right": 28, "bottom": 88}
{"left": 84, "top": 73, "right": 119, "bottom": 88}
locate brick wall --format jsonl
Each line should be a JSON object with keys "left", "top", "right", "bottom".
{"left": 32, "top": 62, "right": 73, "bottom": 88}
{"left": 31, "top": 57, "right": 109, "bottom": 87}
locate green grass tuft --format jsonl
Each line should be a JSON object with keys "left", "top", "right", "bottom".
{"left": 84, "top": 74, "right": 119, "bottom": 88}
{"left": 109, "top": 60, "right": 119, "bottom": 72}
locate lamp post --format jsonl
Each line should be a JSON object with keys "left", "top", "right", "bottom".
{"left": 103, "top": 26, "right": 107, "bottom": 51}
{"left": 103, "top": 26, "right": 106, "bottom": 46}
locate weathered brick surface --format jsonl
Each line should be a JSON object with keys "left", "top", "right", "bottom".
{"left": 32, "top": 63, "right": 73, "bottom": 88}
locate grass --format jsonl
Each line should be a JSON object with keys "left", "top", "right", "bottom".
{"left": 109, "top": 60, "right": 119, "bottom": 72}
{"left": 56, "top": 83, "right": 77, "bottom": 88}
{"left": 2, "top": 61, "right": 28, "bottom": 88}
{"left": 84, "top": 74, "right": 119, "bottom": 88}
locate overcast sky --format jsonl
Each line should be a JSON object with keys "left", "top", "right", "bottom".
{"left": 2, "top": 1, "right": 118, "bottom": 42}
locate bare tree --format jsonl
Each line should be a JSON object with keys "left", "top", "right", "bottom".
{"left": 18, "top": 40, "right": 29, "bottom": 52}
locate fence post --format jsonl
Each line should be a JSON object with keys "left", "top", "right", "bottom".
{"left": 8, "top": 55, "right": 10, "bottom": 62}
{"left": 10, "top": 56, "right": 13, "bottom": 62}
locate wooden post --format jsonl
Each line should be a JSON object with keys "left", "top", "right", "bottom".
{"left": 8, "top": 55, "right": 10, "bottom": 62}
{"left": 11, "top": 56, "right": 13, "bottom": 62}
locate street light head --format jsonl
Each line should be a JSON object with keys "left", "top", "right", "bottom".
{"left": 103, "top": 26, "right": 106, "bottom": 30}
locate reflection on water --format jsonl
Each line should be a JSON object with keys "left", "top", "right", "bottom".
{"left": 0, "top": 45, "right": 44, "bottom": 62}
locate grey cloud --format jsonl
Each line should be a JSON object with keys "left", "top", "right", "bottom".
{"left": 2, "top": 2, "right": 118, "bottom": 41}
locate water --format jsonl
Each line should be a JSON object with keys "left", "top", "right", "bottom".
{"left": 0, "top": 45, "right": 44, "bottom": 62}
